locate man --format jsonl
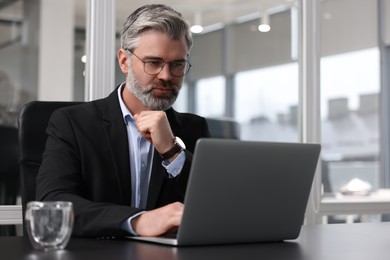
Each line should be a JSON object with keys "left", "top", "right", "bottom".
{"left": 36, "top": 4, "right": 210, "bottom": 237}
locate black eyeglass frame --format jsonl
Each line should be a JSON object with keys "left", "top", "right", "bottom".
{"left": 124, "top": 48, "right": 192, "bottom": 77}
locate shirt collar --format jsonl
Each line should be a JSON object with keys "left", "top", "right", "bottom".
{"left": 117, "top": 83, "right": 134, "bottom": 125}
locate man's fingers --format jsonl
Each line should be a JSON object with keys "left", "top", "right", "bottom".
{"left": 133, "top": 111, "right": 175, "bottom": 153}
{"left": 132, "top": 202, "right": 184, "bottom": 237}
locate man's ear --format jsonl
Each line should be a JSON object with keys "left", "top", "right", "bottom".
{"left": 118, "top": 48, "right": 129, "bottom": 75}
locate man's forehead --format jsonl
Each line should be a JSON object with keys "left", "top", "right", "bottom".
{"left": 135, "top": 31, "right": 189, "bottom": 57}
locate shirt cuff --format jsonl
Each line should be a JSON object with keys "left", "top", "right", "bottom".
{"left": 162, "top": 150, "right": 185, "bottom": 178}
{"left": 121, "top": 211, "right": 145, "bottom": 236}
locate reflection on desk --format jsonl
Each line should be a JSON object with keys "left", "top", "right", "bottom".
{"left": 1, "top": 222, "right": 390, "bottom": 260}
{"left": 2, "top": 236, "right": 302, "bottom": 260}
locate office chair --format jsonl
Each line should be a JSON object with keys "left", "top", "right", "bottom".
{"left": 0, "top": 125, "right": 19, "bottom": 236}
{"left": 18, "top": 101, "right": 82, "bottom": 233}
{"left": 205, "top": 117, "right": 240, "bottom": 139}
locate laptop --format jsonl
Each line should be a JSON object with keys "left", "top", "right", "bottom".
{"left": 129, "top": 138, "right": 321, "bottom": 246}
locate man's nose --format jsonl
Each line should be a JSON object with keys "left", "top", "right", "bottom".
{"left": 157, "top": 63, "right": 173, "bottom": 80}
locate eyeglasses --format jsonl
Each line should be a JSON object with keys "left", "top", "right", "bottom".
{"left": 125, "top": 49, "right": 191, "bottom": 77}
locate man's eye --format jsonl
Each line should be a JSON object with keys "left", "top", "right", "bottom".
{"left": 171, "top": 62, "right": 185, "bottom": 69}
{"left": 146, "top": 60, "right": 163, "bottom": 67}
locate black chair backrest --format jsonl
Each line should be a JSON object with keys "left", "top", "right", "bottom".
{"left": 18, "top": 101, "right": 82, "bottom": 225}
{"left": 205, "top": 117, "right": 240, "bottom": 139}
{"left": 0, "top": 125, "right": 19, "bottom": 236}
{"left": 0, "top": 125, "right": 19, "bottom": 205}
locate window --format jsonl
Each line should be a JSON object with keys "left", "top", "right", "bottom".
{"left": 235, "top": 64, "right": 299, "bottom": 142}
{"left": 172, "top": 83, "right": 188, "bottom": 112}
{"left": 195, "top": 76, "right": 225, "bottom": 118}
{"left": 321, "top": 48, "right": 381, "bottom": 202}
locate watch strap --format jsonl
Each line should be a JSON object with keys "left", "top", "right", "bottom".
{"left": 160, "top": 143, "right": 182, "bottom": 160}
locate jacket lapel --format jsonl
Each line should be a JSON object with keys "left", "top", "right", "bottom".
{"left": 146, "top": 151, "right": 165, "bottom": 209}
{"left": 100, "top": 87, "right": 132, "bottom": 205}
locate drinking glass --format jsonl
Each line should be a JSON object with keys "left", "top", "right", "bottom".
{"left": 25, "top": 201, "right": 74, "bottom": 251}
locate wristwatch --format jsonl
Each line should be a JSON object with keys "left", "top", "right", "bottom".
{"left": 160, "top": 136, "right": 186, "bottom": 160}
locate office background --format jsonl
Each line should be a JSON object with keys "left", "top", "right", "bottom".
{"left": 0, "top": 0, "right": 390, "bottom": 229}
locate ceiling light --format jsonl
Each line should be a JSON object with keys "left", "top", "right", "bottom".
{"left": 191, "top": 11, "right": 203, "bottom": 34}
{"left": 191, "top": 25, "right": 203, "bottom": 34}
{"left": 258, "top": 10, "right": 271, "bottom": 32}
{"left": 81, "top": 54, "right": 87, "bottom": 63}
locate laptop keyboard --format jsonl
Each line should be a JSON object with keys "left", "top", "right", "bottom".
{"left": 160, "top": 233, "right": 177, "bottom": 239}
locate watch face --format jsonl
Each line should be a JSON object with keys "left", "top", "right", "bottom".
{"left": 175, "top": 136, "right": 186, "bottom": 149}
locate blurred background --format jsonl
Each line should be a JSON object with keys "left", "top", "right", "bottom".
{"left": 0, "top": 0, "right": 390, "bottom": 234}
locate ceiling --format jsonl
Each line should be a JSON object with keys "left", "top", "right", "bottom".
{"left": 74, "top": 0, "right": 296, "bottom": 32}
{"left": 0, "top": 0, "right": 296, "bottom": 33}
{"left": 0, "top": 0, "right": 296, "bottom": 53}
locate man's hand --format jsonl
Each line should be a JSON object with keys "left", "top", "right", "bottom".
{"left": 134, "top": 111, "right": 175, "bottom": 155}
{"left": 131, "top": 202, "right": 184, "bottom": 237}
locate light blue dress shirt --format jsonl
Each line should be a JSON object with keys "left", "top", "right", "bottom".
{"left": 117, "top": 84, "right": 185, "bottom": 235}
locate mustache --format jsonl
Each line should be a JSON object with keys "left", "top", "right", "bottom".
{"left": 145, "top": 81, "right": 179, "bottom": 95}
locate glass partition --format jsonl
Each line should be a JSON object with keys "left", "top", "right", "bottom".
{"left": 318, "top": 0, "right": 389, "bottom": 223}
{"left": 0, "top": 0, "right": 86, "bottom": 235}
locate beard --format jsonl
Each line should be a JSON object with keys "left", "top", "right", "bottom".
{"left": 125, "top": 67, "right": 181, "bottom": 111}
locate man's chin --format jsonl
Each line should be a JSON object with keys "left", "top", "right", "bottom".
{"left": 141, "top": 96, "right": 175, "bottom": 111}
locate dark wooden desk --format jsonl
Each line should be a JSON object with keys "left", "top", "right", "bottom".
{"left": 2, "top": 222, "right": 390, "bottom": 260}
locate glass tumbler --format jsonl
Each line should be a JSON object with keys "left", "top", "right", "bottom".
{"left": 25, "top": 201, "right": 74, "bottom": 251}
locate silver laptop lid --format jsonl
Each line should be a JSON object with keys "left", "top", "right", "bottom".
{"left": 176, "top": 138, "right": 321, "bottom": 246}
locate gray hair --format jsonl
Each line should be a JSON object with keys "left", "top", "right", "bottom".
{"left": 120, "top": 4, "right": 193, "bottom": 52}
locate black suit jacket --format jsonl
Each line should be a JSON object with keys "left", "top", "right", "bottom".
{"left": 36, "top": 87, "right": 210, "bottom": 237}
